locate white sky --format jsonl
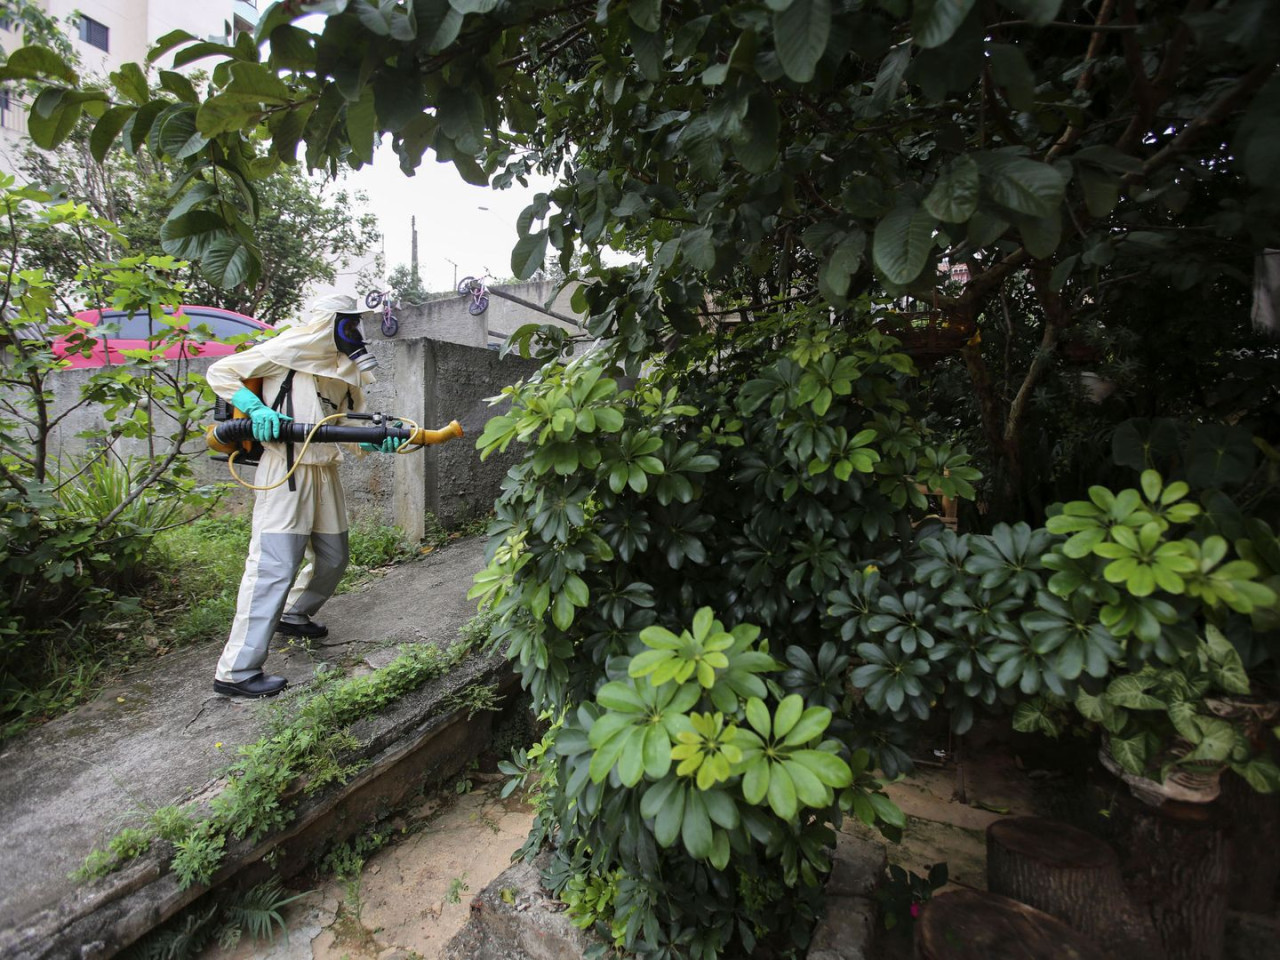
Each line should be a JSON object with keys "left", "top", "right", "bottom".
{"left": 338, "top": 142, "right": 556, "bottom": 296}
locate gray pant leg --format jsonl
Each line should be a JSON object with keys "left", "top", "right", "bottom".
{"left": 218, "top": 532, "right": 309, "bottom": 681}
{"left": 283, "top": 531, "right": 349, "bottom": 621}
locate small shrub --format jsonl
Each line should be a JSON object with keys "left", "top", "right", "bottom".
{"left": 348, "top": 519, "right": 414, "bottom": 571}
{"left": 149, "top": 805, "right": 196, "bottom": 843}
{"left": 108, "top": 827, "right": 152, "bottom": 861}
{"left": 171, "top": 829, "right": 225, "bottom": 889}
{"left": 71, "top": 848, "right": 117, "bottom": 883}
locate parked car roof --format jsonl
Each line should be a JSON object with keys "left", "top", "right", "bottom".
{"left": 53, "top": 305, "right": 271, "bottom": 369}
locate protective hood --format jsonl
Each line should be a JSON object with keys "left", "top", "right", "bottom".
{"left": 255, "top": 295, "right": 377, "bottom": 388}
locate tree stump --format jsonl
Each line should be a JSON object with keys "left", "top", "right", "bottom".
{"left": 1107, "top": 794, "right": 1233, "bottom": 960}
{"left": 986, "top": 816, "right": 1160, "bottom": 959}
{"left": 1217, "top": 769, "right": 1280, "bottom": 912}
{"left": 914, "top": 888, "right": 1111, "bottom": 960}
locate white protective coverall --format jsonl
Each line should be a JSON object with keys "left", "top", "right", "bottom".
{"left": 206, "top": 304, "right": 372, "bottom": 683}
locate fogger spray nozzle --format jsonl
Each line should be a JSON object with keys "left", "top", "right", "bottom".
{"left": 206, "top": 418, "right": 463, "bottom": 456}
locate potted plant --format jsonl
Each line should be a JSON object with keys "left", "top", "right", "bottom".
{"left": 1043, "top": 468, "right": 1280, "bottom": 802}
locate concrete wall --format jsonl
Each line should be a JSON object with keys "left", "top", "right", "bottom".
{"left": 374, "top": 279, "right": 583, "bottom": 350}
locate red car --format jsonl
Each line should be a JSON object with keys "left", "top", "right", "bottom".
{"left": 54, "top": 305, "right": 271, "bottom": 368}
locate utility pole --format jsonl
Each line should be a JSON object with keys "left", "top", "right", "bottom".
{"left": 410, "top": 216, "right": 420, "bottom": 283}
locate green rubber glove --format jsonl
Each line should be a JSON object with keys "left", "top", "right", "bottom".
{"left": 231, "top": 385, "right": 292, "bottom": 442}
{"left": 360, "top": 435, "right": 404, "bottom": 453}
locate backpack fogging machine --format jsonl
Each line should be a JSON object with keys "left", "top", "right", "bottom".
{"left": 205, "top": 378, "right": 463, "bottom": 489}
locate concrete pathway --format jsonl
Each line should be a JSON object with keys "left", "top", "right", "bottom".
{"left": 0, "top": 536, "right": 490, "bottom": 950}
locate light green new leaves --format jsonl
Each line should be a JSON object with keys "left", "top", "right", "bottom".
{"left": 631, "top": 607, "right": 733, "bottom": 688}
{"left": 671, "top": 711, "right": 743, "bottom": 789}
{"left": 588, "top": 678, "right": 698, "bottom": 786}
{"left": 734, "top": 695, "right": 851, "bottom": 819}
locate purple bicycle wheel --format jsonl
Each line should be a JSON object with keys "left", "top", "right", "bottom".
{"left": 468, "top": 295, "right": 489, "bottom": 316}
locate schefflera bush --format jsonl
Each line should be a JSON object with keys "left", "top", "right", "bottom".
{"left": 471, "top": 306, "right": 979, "bottom": 959}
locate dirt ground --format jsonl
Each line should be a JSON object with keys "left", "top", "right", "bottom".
{"left": 202, "top": 723, "right": 1175, "bottom": 960}
{"left": 207, "top": 779, "right": 535, "bottom": 960}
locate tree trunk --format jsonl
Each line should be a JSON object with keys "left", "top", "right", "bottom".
{"left": 914, "top": 888, "right": 1109, "bottom": 960}
{"left": 1215, "top": 770, "right": 1279, "bottom": 913}
{"left": 1107, "top": 795, "right": 1234, "bottom": 960}
{"left": 986, "top": 816, "right": 1161, "bottom": 959}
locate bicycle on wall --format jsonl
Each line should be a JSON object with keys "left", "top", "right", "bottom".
{"left": 364, "top": 288, "right": 400, "bottom": 337}
{"left": 457, "top": 275, "right": 490, "bottom": 316}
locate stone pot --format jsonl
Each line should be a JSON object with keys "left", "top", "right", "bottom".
{"left": 1098, "top": 735, "right": 1223, "bottom": 807}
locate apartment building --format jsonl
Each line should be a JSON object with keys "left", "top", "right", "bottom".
{"left": 1, "top": 0, "right": 259, "bottom": 170}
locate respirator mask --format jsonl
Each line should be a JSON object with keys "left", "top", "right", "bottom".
{"left": 334, "top": 312, "right": 378, "bottom": 372}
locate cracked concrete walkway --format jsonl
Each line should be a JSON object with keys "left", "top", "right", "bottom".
{"left": 0, "top": 536, "right": 490, "bottom": 949}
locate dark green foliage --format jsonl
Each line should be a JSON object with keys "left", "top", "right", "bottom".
{"left": 119, "top": 877, "right": 306, "bottom": 960}
{"left": 0, "top": 183, "right": 220, "bottom": 740}
{"left": 471, "top": 309, "right": 970, "bottom": 956}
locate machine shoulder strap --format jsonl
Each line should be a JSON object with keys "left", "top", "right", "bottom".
{"left": 271, "top": 371, "right": 298, "bottom": 492}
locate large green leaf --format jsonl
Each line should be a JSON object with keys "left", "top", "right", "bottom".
{"left": 873, "top": 201, "right": 937, "bottom": 285}
{"left": 89, "top": 106, "right": 134, "bottom": 163}
{"left": 512, "top": 231, "right": 549, "bottom": 280}
{"left": 267, "top": 25, "right": 317, "bottom": 71}
{"left": 122, "top": 100, "right": 168, "bottom": 154}
{"left": 1234, "top": 74, "right": 1280, "bottom": 189}
{"left": 1015, "top": 211, "right": 1061, "bottom": 260}
{"left": 1108, "top": 734, "right": 1150, "bottom": 775}
{"left": 870, "top": 44, "right": 911, "bottom": 114}
{"left": 27, "top": 101, "right": 82, "bottom": 150}
{"left": 420, "top": 0, "right": 464, "bottom": 53}
{"left": 986, "top": 43, "right": 1035, "bottom": 111}
{"left": 978, "top": 153, "right": 1067, "bottom": 218}
{"left": 148, "top": 28, "right": 198, "bottom": 64}
{"left": 733, "top": 93, "right": 779, "bottom": 173}
{"left": 110, "top": 63, "right": 150, "bottom": 105}
{"left": 159, "top": 210, "right": 230, "bottom": 259}
{"left": 223, "top": 61, "right": 293, "bottom": 104}
{"left": 196, "top": 95, "right": 261, "bottom": 137}
{"left": 0, "top": 45, "right": 78, "bottom": 84}
{"left": 154, "top": 106, "right": 208, "bottom": 160}
{"left": 628, "top": 0, "right": 662, "bottom": 33}
{"left": 201, "top": 236, "right": 260, "bottom": 289}
{"left": 436, "top": 85, "right": 484, "bottom": 154}
{"left": 818, "top": 231, "right": 866, "bottom": 299}
{"left": 773, "top": 0, "right": 831, "bottom": 83}
{"left": 346, "top": 88, "right": 378, "bottom": 165}
{"left": 912, "top": 0, "right": 977, "bottom": 49}
{"left": 924, "top": 155, "right": 979, "bottom": 223}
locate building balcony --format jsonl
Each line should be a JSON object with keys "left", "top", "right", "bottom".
{"left": 233, "top": 0, "right": 259, "bottom": 27}
{"left": 0, "top": 89, "right": 28, "bottom": 137}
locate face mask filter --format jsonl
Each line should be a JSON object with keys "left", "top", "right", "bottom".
{"left": 334, "top": 313, "right": 378, "bottom": 372}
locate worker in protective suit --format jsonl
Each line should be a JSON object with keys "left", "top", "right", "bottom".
{"left": 206, "top": 294, "right": 399, "bottom": 698}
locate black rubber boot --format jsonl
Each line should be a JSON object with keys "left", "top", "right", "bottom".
{"left": 276, "top": 618, "right": 329, "bottom": 639}
{"left": 213, "top": 673, "right": 288, "bottom": 698}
